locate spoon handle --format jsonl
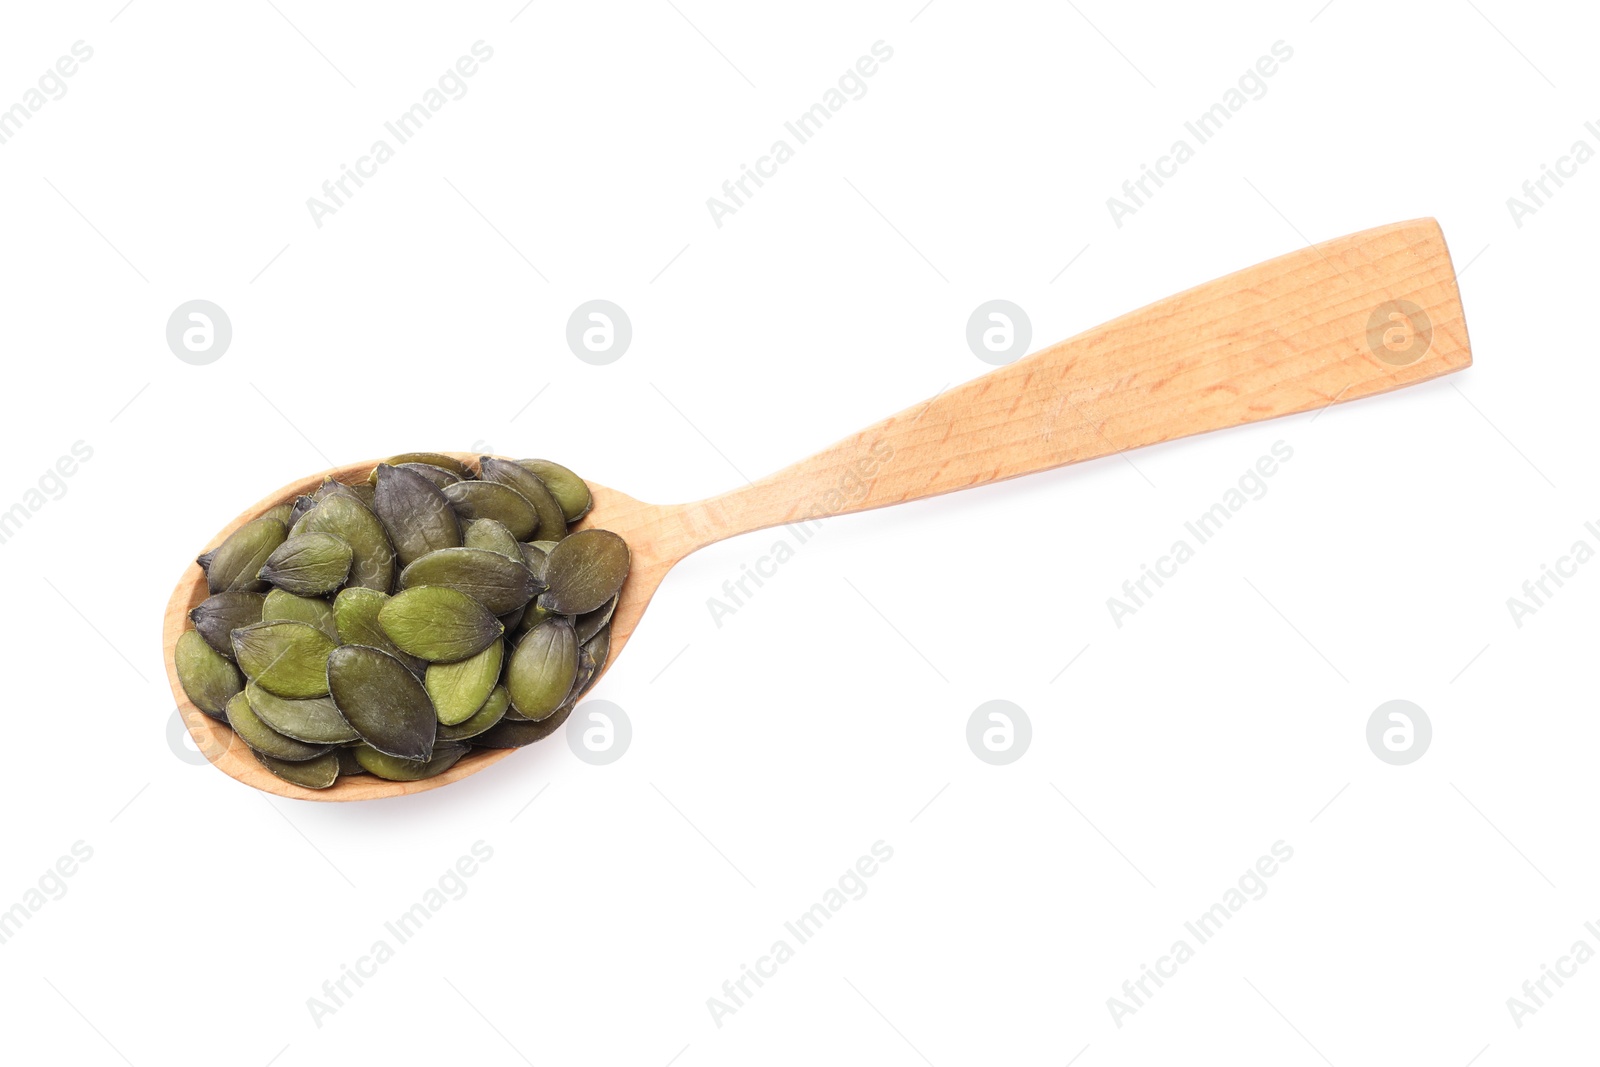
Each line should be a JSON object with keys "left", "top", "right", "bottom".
{"left": 682, "top": 218, "right": 1471, "bottom": 548}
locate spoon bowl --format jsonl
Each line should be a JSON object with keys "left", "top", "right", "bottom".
{"left": 163, "top": 457, "right": 688, "bottom": 800}
{"left": 165, "top": 218, "right": 1473, "bottom": 800}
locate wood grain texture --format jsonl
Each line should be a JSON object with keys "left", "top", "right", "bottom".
{"left": 163, "top": 218, "right": 1471, "bottom": 800}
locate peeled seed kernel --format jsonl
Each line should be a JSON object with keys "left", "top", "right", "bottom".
{"left": 257, "top": 531, "right": 353, "bottom": 596}
{"left": 175, "top": 629, "right": 243, "bottom": 718}
{"left": 377, "top": 585, "right": 503, "bottom": 663}
{"left": 327, "top": 645, "right": 437, "bottom": 762}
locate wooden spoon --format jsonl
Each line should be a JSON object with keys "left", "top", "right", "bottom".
{"left": 164, "top": 218, "right": 1471, "bottom": 801}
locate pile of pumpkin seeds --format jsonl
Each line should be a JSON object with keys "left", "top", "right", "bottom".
{"left": 174, "top": 452, "right": 628, "bottom": 790}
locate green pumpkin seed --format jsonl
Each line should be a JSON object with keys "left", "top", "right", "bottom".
{"left": 379, "top": 452, "right": 471, "bottom": 479}
{"left": 175, "top": 629, "right": 244, "bottom": 718}
{"left": 575, "top": 595, "right": 617, "bottom": 644}
{"left": 255, "top": 750, "right": 341, "bottom": 789}
{"left": 505, "top": 617, "right": 578, "bottom": 721}
{"left": 313, "top": 477, "right": 365, "bottom": 504}
{"left": 472, "top": 702, "right": 575, "bottom": 748}
{"left": 515, "top": 458, "right": 592, "bottom": 521}
{"left": 394, "top": 462, "right": 462, "bottom": 489}
{"left": 372, "top": 463, "right": 462, "bottom": 567}
{"left": 257, "top": 532, "right": 352, "bottom": 596}
{"left": 353, "top": 741, "right": 468, "bottom": 781}
{"left": 245, "top": 681, "right": 359, "bottom": 744}
{"left": 463, "top": 518, "right": 522, "bottom": 559}
{"left": 261, "top": 589, "right": 339, "bottom": 641}
{"left": 327, "top": 645, "right": 437, "bottom": 761}
{"left": 582, "top": 622, "right": 611, "bottom": 673}
{"left": 200, "top": 516, "right": 287, "bottom": 594}
{"left": 437, "top": 685, "right": 510, "bottom": 741}
{"left": 540, "top": 648, "right": 596, "bottom": 722}
{"left": 231, "top": 620, "right": 337, "bottom": 698}
{"left": 224, "top": 690, "right": 335, "bottom": 761}
{"left": 398, "top": 546, "right": 542, "bottom": 615}
{"left": 188, "top": 591, "right": 266, "bottom": 658}
{"left": 377, "top": 586, "right": 503, "bottom": 663}
{"left": 332, "top": 587, "right": 426, "bottom": 675}
{"left": 426, "top": 639, "right": 503, "bottom": 726}
{"left": 539, "top": 529, "right": 630, "bottom": 615}
{"left": 287, "top": 495, "right": 317, "bottom": 529}
{"left": 479, "top": 457, "right": 567, "bottom": 541}
{"left": 440, "top": 480, "right": 539, "bottom": 540}
{"left": 498, "top": 604, "right": 526, "bottom": 633}
{"left": 520, "top": 542, "right": 550, "bottom": 580}
{"left": 510, "top": 603, "right": 558, "bottom": 642}
{"left": 181, "top": 450, "right": 623, "bottom": 793}
{"left": 292, "top": 494, "right": 396, "bottom": 592}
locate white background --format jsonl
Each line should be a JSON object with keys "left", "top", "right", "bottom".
{"left": 0, "top": 1, "right": 1594, "bottom": 1064}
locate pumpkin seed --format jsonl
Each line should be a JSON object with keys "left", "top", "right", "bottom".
{"left": 200, "top": 516, "right": 287, "bottom": 594}
{"left": 505, "top": 617, "right": 578, "bottom": 721}
{"left": 395, "top": 462, "right": 462, "bottom": 488}
{"left": 332, "top": 587, "right": 426, "bottom": 675}
{"left": 511, "top": 600, "right": 561, "bottom": 641}
{"left": 426, "top": 639, "right": 504, "bottom": 725}
{"left": 515, "top": 458, "right": 592, "bottom": 521}
{"left": 440, "top": 480, "right": 539, "bottom": 540}
{"left": 582, "top": 623, "right": 611, "bottom": 673}
{"left": 479, "top": 457, "right": 567, "bottom": 541}
{"left": 438, "top": 685, "right": 510, "bottom": 741}
{"left": 188, "top": 591, "right": 265, "bottom": 658}
{"left": 353, "top": 741, "right": 468, "bottom": 781}
{"left": 175, "top": 629, "right": 243, "bottom": 718}
{"left": 372, "top": 463, "right": 462, "bottom": 567}
{"left": 472, "top": 702, "right": 575, "bottom": 748}
{"left": 520, "top": 542, "right": 550, "bottom": 580}
{"left": 398, "top": 546, "right": 542, "bottom": 615}
{"left": 180, "top": 451, "right": 627, "bottom": 793}
{"left": 287, "top": 495, "right": 317, "bottom": 529}
{"left": 378, "top": 585, "right": 503, "bottom": 662}
{"left": 257, "top": 532, "right": 352, "bottom": 596}
{"left": 255, "top": 750, "right": 341, "bottom": 789}
{"left": 245, "top": 681, "right": 359, "bottom": 744}
{"left": 575, "top": 595, "right": 617, "bottom": 644}
{"left": 327, "top": 645, "right": 437, "bottom": 761}
{"left": 463, "top": 518, "right": 522, "bottom": 559}
{"left": 539, "top": 529, "right": 630, "bottom": 615}
{"left": 261, "top": 589, "right": 338, "bottom": 641}
{"left": 231, "top": 620, "right": 337, "bottom": 698}
{"left": 224, "top": 690, "right": 335, "bottom": 761}
{"left": 313, "top": 477, "right": 365, "bottom": 505}
{"left": 380, "top": 452, "right": 471, "bottom": 479}
{"left": 292, "top": 493, "right": 396, "bottom": 592}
